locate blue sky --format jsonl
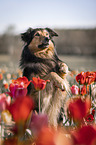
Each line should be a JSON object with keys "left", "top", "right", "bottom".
{"left": 0, "top": 0, "right": 96, "bottom": 34}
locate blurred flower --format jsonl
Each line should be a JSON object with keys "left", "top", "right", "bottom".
{"left": 4, "top": 83, "right": 8, "bottom": 89}
{"left": 3, "top": 137, "right": 18, "bottom": 145}
{"left": 71, "top": 125, "right": 96, "bottom": 145}
{"left": 1, "top": 110, "right": 12, "bottom": 123}
{"left": 36, "top": 127, "right": 73, "bottom": 145}
{"left": 94, "top": 71, "right": 96, "bottom": 82}
{"left": 76, "top": 71, "right": 86, "bottom": 85}
{"left": 31, "top": 77, "right": 50, "bottom": 90}
{"left": 11, "top": 74, "right": 17, "bottom": 79}
{"left": 85, "top": 109, "right": 95, "bottom": 123}
{"left": 0, "top": 93, "right": 11, "bottom": 112}
{"left": 85, "top": 71, "right": 95, "bottom": 85}
{"left": 17, "top": 69, "right": 22, "bottom": 77}
{"left": 68, "top": 97, "right": 91, "bottom": 123}
{"left": 6, "top": 73, "right": 11, "bottom": 80}
{"left": 71, "top": 85, "right": 79, "bottom": 95}
{"left": 8, "top": 96, "right": 34, "bottom": 123}
{"left": 7, "top": 76, "right": 31, "bottom": 98}
{"left": 29, "top": 113, "right": 48, "bottom": 135}
{"left": 85, "top": 114, "right": 94, "bottom": 122}
{"left": 92, "top": 109, "right": 95, "bottom": 117}
{"left": 1, "top": 69, "right": 5, "bottom": 74}
{"left": 0, "top": 73, "right": 3, "bottom": 80}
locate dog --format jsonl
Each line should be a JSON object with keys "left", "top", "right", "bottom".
{"left": 20, "top": 27, "right": 70, "bottom": 126}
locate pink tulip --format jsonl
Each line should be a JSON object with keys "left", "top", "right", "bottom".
{"left": 29, "top": 113, "right": 48, "bottom": 135}
{"left": 0, "top": 93, "right": 11, "bottom": 112}
{"left": 71, "top": 85, "right": 79, "bottom": 95}
{"left": 6, "top": 76, "right": 31, "bottom": 98}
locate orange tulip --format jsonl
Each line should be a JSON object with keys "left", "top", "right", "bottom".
{"left": 31, "top": 77, "right": 50, "bottom": 90}
{"left": 0, "top": 73, "right": 3, "bottom": 80}
{"left": 36, "top": 127, "right": 73, "bottom": 145}
{"left": 12, "top": 76, "right": 31, "bottom": 88}
{"left": 4, "top": 83, "right": 8, "bottom": 89}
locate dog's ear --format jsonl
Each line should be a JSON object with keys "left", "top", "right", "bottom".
{"left": 45, "top": 28, "right": 58, "bottom": 37}
{"left": 21, "top": 28, "right": 33, "bottom": 42}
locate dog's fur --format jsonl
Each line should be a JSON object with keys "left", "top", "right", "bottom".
{"left": 20, "top": 27, "right": 69, "bottom": 126}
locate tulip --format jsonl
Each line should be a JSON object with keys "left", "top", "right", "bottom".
{"left": 31, "top": 77, "right": 50, "bottom": 91}
{"left": 0, "top": 73, "right": 3, "bottom": 80}
{"left": 0, "top": 93, "right": 11, "bottom": 112}
{"left": 8, "top": 95, "right": 34, "bottom": 123}
{"left": 36, "top": 127, "right": 73, "bottom": 145}
{"left": 72, "top": 125, "right": 96, "bottom": 145}
{"left": 71, "top": 85, "right": 79, "bottom": 95}
{"left": 76, "top": 71, "right": 86, "bottom": 85}
{"left": 31, "top": 77, "right": 50, "bottom": 113}
{"left": 68, "top": 97, "right": 91, "bottom": 123}
{"left": 85, "top": 71, "right": 95, "bottom": 85}
{"left": 29, "top": 113, "right": 48, "bottom": 135}
{"left": 6, "top": 76, "right": 31, "bottom": 98}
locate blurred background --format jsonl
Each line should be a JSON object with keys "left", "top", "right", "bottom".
{"left": 0, "top": 0, "right": 96, "bottom": 71}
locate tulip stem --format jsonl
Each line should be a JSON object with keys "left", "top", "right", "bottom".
{"left": 39, "top": 91, "right": 41, "bottom": 114}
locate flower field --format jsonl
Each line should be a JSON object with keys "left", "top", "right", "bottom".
{"left": 0, "top": 63, "right": 96, "bottom": 145}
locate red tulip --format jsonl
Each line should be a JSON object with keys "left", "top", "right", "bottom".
{"left": 68, "top": 97, "right": 91, "bottom": 122}
{"left": 80, "top": 85, "right": 87, "bottom": 95}
{"left": 76, "top": 71, "right": 86, "bottom": 84}
{"left": 85, "top": 114, "right": 94, "bottom": 122}
{"left": 72, "top": 125, "right": 96, "bottom": 145}
{"left": 92, "top": 109, "right": 95, "bottom": 117}
{"left": 8, "top": 96, "right": 34, "bottom": 123}
{"left": 31, "top": 77, "right": 50, "bottom": 90}
{"left": 85, "top": 109, "right": 95, "bottom": 122}
{"left": 76, "top": 71, "right": 95, "bottom": 85}
{"left": 94, "top": 72, "right": 96, "bottom": 82}
{"left": 85, "top": 71, "right": 95, "bottom": 85}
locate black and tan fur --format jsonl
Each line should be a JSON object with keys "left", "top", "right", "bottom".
{"left": 20, "top": 28, "right": 69, "bottom": 126}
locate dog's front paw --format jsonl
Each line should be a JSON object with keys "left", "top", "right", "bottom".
{"left": 56, "top": 79, "right": 69, "bottom": 92}
{"left": 59, "top": 63, "right": 69, "bottom": 74}
{"left": 49, "top": 72, "right": 69, "bottom": 91}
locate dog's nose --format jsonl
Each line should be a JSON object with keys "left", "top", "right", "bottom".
{"left": 44, "top": 37, "right": 49, "bottom": 42}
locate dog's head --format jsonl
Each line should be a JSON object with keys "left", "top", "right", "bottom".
{"left": 21, "top": 28, "right": 58, "bottom": 53}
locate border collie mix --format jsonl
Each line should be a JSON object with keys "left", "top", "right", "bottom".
{"left": 20, "top": 27, "right": 69, "bottom": 126}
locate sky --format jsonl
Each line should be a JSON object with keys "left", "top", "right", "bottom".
{"left": 0, "top": 0, "right": 96, "bottom": 34}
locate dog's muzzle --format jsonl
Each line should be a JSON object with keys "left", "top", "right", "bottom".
{"left": 38, "top": 37, "right": 50, "bottom": 49}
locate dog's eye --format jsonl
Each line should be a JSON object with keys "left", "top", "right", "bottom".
{"left": 35, "top": 33, "right": 40, "bottom": 36}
